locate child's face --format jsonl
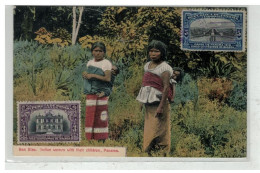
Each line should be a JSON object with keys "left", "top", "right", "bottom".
{"left": 172, "top": 70, "right": 180, "bottom": 80}
{"left": 92, "top": 47, "right": 105, "bottom": 61}
{"left": 149, "top": 48, "right": 161, "bottom": 62}
{"left": 111, "top": 66, "right": 118, "bottom": 75}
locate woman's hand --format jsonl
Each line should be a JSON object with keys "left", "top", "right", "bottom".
{"left": 155, "top": 106, "right": 163, "bottom": 117}
{"left": 139, "top": 103, "right": 143, "bottom": 112}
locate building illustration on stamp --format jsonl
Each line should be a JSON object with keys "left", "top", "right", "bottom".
{"left": 17, "top": 101, "right": 80, "bottom": 143}
{"left": 35, "top": 112, "right": 64, "bottom": 134}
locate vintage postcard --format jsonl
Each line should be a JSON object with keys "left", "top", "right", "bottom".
{"left": 11, "top": 6, "right": 247, "bottom": 159}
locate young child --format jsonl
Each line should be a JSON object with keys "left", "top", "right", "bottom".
{"left": 96, "top": 65, "right": 119, "bottom": 97}
{"left": 169, "top": 67, "right": 184, "bottom": 103}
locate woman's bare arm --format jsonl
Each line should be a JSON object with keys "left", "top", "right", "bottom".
{"left": 156, "top": 71, "right": 170, "bottom": 116}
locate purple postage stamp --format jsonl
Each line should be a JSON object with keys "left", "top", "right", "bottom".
{"left": 17, "top": 101, "right": 81, "bottom": 144}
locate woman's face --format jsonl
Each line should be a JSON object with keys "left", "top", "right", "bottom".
{"left": 92, "top": 47, "right": 105, "bottom": 61}
{"left": 149, "top": 48, "right": 161, "bottom": 62}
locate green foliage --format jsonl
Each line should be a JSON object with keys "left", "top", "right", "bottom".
{"left": 14, "top": 40, "right": 51, "bottom": 95}
{"left": 175, "top": 134, "right": 207, "bottom": 157}
{"left": 14, "top": 41, "right": 91, "bottom": 100}
{"left": 34, "top": 27, "right": 71, "bottom": 47}
{"left": 14, "top": 40, "right": 50, "bottom": 78}
{"left": 198, "top": 77, "right": 233, "bottom": 104}
{"left": 173, "top": 73, "right": 199, "bottom": 106}
{"left": 174, "top": 98, "right": 246, "bottom": 157}
{"left": 96, "top": 7, "right": 183, "bottom": 65}
{"left": 181, "top": 52, "right": 246, "bottom": 83}
{"left": 15, "top": 6, "right": 247, "bottom": 83}
{"left": 198, "top": 55, "right": 237, "bottom": 78}
{"left": 14, "top": 6, "right": 105, "bottom": 41}
{"left": 120, "top": 124, "right": 144, "bottom": 155}
{"left": 227, "top": 81, "right": 247, "bottom": 111}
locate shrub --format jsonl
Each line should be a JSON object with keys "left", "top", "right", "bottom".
{"left": 34, "top": 27, "right": 71, "bottom": 47}
{"left": 174, "top": 97, "right": 246, "bottom": 157}
{"left": 119, "top": 124, "right": 144, "bottom": 156}
{"left": 198, "top": 77, "right": 233, "bottom": 103}
{"left": 175, "top": 134, "right": 207, "bottom": 157}
{"left": 227, "top": 81, "right": 247, "bottom": 111}
{"left": 124, "top": 63, "right": 144, "bottom": 97}
{"left": 214, "top": 130, "right": 247, "bottom": 157}
{"left": 173, "top": 73, "right": 199, "bottom": 106}
{"left": 197, "top": 55, "right": 237, "bottom": 79}
{"left": 108, "top": 90, "right": 143, "bottom": 140}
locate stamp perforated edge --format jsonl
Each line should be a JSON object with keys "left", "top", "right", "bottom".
{"left": 16, "top": 100, "right": 81, "bottom": 144}
{"left": 180, "top": 8, "right": 247, "bottom": 52}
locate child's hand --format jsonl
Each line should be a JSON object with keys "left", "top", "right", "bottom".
{"left": 82, "top": 72, "right": 94, "bottom": 80}
{"left": 97, "top": 91, "right": 105, "bottom": 98}
{"left": 82, "top": 71, "right": 88, "bottom": 79}
{"left": 86, "top": 74, "right": 93, "bottom": 79}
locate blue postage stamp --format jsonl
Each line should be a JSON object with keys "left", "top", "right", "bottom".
{"left": 17, "top": 101, "right": 81, "bottom": 143}
{"left": 181, "top": 10, "right": 246, "bottom": 51}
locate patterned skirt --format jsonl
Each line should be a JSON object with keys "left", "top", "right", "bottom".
{"left": 85, "top": 94, "right": 109, "bottom": 140}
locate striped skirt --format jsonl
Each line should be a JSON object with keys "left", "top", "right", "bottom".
{"left": 85, "top": 94, "right": 109, "bottom": 140}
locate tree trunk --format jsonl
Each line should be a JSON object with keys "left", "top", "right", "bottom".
{"left": 72, "top": 6, "right": 84, "bottom": 45}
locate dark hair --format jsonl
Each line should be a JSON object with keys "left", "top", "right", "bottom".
{"left": 147, "top": 40, "right": 167, "bottom": 61}
{"left": 91, "top": 41, "right": 106, "bottom": 53}
{"left": 112, "top": 65, "right": 120, "bottom": 76}
{"left": 172, "top": 67, "right": 184, "bottom": 82}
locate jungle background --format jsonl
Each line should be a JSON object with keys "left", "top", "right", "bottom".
{"left": 13, "top": 6, "right": 247, "bottom": 157}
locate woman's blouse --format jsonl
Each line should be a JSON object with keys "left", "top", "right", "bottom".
{"left": 87, "top": 58, "right": 112, "bottom": 72}
{"left": 136, "top": 61, "right": 173, "bottom": 104}
{"left": 84, "top": 58, "right": 112, "bottom": 95}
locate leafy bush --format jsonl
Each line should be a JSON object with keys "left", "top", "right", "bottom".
{"left": 119, "top": 124, "right": 144, "bottom": 156}
{"left": 34, "top": 27, "right": 71, "bottom": 47}
{"left": 14, "top": 40, "right": 51, "bottom": 95}
{"left": 214, "top": 130, "right": 247, "bottom": 157}
{"left": 124, "top": 63, "right": 144, "bottom": 97}
{"left": 173, "top": 73, "right": 199, "bottom": 106}
{"left": 227, "top": 81, "right": 247, "bottom": 111}
{"left": 175, "top": 134, "right": 207, "bottom": 157}
{"left": 198, "top": 77, "right": 233, "bottom": 103}
{"left": 198, "top": 55, "right": 237, "bottom": 78}
{"left": 174, "top": 98, "right": 246, "bottom": 157}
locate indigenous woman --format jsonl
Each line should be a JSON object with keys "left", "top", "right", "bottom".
{"left": 136, "top": 40, "right": 173, "bottom": 155}
{"left": 82, "top": 42, "right": 112, "bottom": 140}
